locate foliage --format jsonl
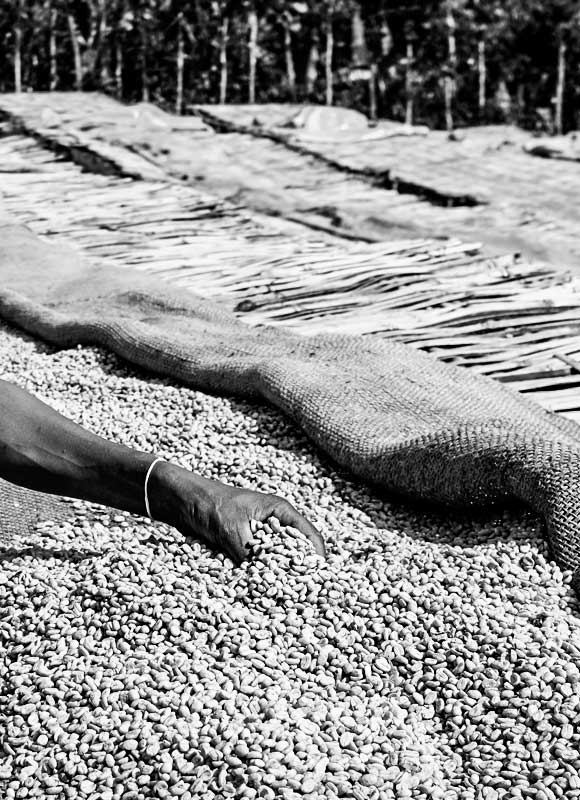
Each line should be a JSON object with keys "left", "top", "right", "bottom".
{"left": 1, "top": 0, "right": 580, "bottom": 130}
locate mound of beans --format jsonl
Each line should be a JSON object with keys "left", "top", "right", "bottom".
{"left": 0, "top": 323, "right": 579, "bottom": 800}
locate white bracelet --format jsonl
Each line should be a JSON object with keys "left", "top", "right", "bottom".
{"left": 144, "top": 457, "right": 165, "bottom": 520}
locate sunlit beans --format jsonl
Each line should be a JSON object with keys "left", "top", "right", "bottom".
{"left": 0, "top": 327, "right": 579, "bottom": 799}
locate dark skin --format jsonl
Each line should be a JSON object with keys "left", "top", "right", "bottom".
{"left": 0, "top": 380, "right": 325, "bottom": 563}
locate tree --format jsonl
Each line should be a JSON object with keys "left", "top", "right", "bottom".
{"left": 62, "top": 0, "right": 114, "bottom": 91}
{"left": 403, "top": 21, "right": 417, "bottom": 125}
{"left": 47, "top": 0, "right": 58, "bottom": 90}
{"left": 305, "top": 26, "right": 319, "bottom": 95}
{"left": 66, "top": 4, "right": 82, "bottom": 89}
{"left": 138, "top": 3, "right": 152, "bottom": 101}
{"left": 555, "top": 22, "right": 566, "bottom": 134}
{"left": 14, "top": 0, "right": 25, "bottom": 92}
{"left": 324, "top": 0, "right": 334, "bottom": 105}
{"left": 476, "top": 22, "right": 486, "bottom": 116}
{"left": 209, "top": 0, "right": 235, "bottom": 103}
{"left": 276, "top": 1, "right": 308, "bottom": 100}
{"left": 350, "top": 0, "right": 368, "bottom": 65}
{"left": 553, "top": 9, "right": 580, "bottom": 133}
{"left": 176, "top": 10, "right": 186, "bottom": 112}
{"left": 244, "top": 0, "right": 261, "bottom": 102}
{"left": 2, "top": 0, "right": 580, "bottom": 131}
{"left": 443, "top": 0, "right": 460, "bottom": 132}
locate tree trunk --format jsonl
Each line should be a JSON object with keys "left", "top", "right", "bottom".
{"left": 140, "top": 12, "right": 149, "bottom": 102}
{"left": 444, "top": 77, "right": 454, "bottom": 132}
{"left": 67, "top": 12, "right": 83, "bottom": 91}
{"left": 49, "top": 3, "right": 58, "bottom": 90}
{"left": 97, "top": 4, "right": 110, "bottom": 89}
{"left": 306, "top": 32, "right": 319, "bottom": 96}
{"left": 284, "top": 25, "right": 296, "bottom": 100}
{"left": 219, "top": 15, "right": 229, "bottom": 104}
{"left": 444, "top": 3, "right": 457, "bottom": 133}
{"left": 351, "top": 2, "right": 368, "bottom": 66}
{"left": 368, "top": 63, "right": 377, "bottom": 123}
{"left": 381, "top": 20, "right": 393, "bottom": 59}
{"left": 447, "top": 5, "right": 457, "bottom": 67}
{"left": 495, "top": 79, "right": 512, "bottom": 123}
{"left": 477, "top": 35, "right": 486, "bottom": 118}
{"left": 115, "top": 37, "right": 123, "bottom": 98}
{"left": 555, "top": 37, "right": 566, "bottom": 135}
{"left": 405, "top": 38, "right": 414, "bottom": 125}
{"left": 176, "top": 13, "right": 185, "bottom": 114}
{"left": 14, "top": 4, "right": 23, "bottom": 93}
{"left": 248, "top": 4, "right": 258, "bottom": 104}
{"left": 325, "top": 10, "right": 334, "bottom": 106}
{"left": 516, "top": 82, "right": 525, "bottom": 124}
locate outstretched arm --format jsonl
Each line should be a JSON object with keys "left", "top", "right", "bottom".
{"left": 0, "top": 379, "right": 325, "bottom": 562}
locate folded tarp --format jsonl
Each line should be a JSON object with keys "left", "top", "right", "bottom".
{"left": 1, "top": 212, "right": 579, "bottom": 583}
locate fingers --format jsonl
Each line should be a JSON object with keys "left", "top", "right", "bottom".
{"left": 222, "top": 538, "right": 244, "bottom": 566}
{"left": 223, "top": 525, "right": 252, "bottom": 566}
{"left": 273, "top": 500, "right": 327, "bottom": 559}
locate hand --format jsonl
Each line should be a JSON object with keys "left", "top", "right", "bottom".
{"left": 151, "top": 463, "right": 326, "bottom": 564}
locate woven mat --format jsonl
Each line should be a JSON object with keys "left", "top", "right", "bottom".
{"left": 0, "top": 478, "right": 71, "bottom": 545}
{"left": 1, "top": 211, "right": 579, "bottom": 581}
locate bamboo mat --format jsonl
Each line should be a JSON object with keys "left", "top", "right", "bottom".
{"left": 194, "top": 104, "right": 555, "bottom": 205}
{"left": 1, "top": 126, "right": 580, "bottom": 420}
{"left": 4, "top": 92, "right": 578, "bottom": 271}
{"left": 195, "top": 103, "right": 580, "bottom": 270}
{"left": 0, "top": 92, "right": 438, "bottom": 244}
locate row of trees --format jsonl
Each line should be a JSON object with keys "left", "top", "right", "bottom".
{"left": 2, "top": 1, "right": 580, "bottom": 132}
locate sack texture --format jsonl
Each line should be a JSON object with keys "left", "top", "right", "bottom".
{"left": 1, "top": 213, "right": 579, "bottom": 577}
{"left": 0, "top": 478, "right": 71, "bottom": 545}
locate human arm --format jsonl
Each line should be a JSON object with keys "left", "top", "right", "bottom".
{"left": 0, "top": 379, "right": 325, "bottom": 562}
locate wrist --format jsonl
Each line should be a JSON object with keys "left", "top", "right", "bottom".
{"left": 148, "top": 463, "right": 223, "bottom": 541}
{"left": 147, "top": 461, "right": 183, "bottom": 527}
{"left": 147, "top": 462, "right": 216, "bottom": 526}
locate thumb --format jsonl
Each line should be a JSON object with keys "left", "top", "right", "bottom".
{"left": 273, "top": 501, "right": 327, "bottom": 559}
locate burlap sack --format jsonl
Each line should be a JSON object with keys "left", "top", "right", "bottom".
{"left": 1, "top": 213, "right": 579, "bottom": 579}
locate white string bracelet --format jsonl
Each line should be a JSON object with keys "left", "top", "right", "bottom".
{"left": 144, "top": 457, "right": 165, "bottom": 520}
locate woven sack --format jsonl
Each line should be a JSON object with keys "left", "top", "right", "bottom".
{"left": 0, "top": 477, "right": 70, "bottom": 544}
